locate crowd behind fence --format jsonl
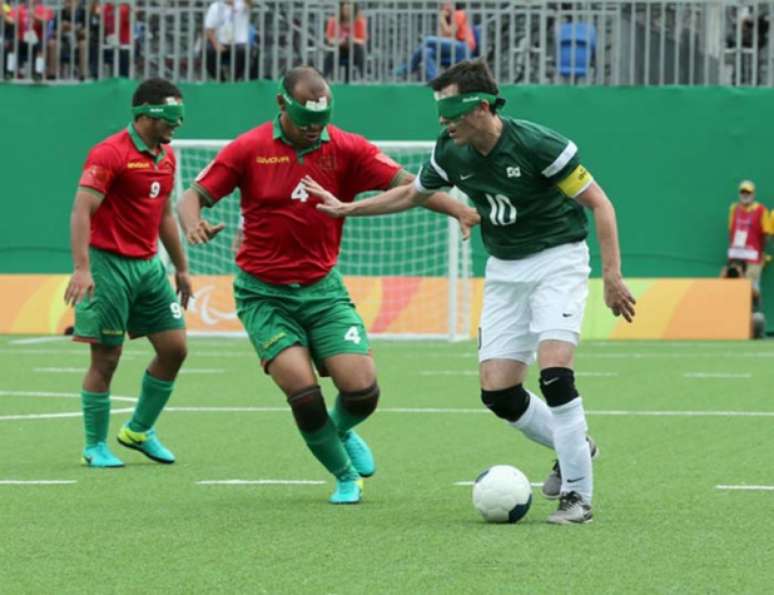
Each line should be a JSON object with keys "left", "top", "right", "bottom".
{"left": 2, "top": 0, "right": 773, "bottom": 86}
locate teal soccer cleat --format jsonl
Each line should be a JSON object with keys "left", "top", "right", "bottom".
{"left": 82, "top": 442, "right": 125, "bottom": 468}
{"left": 341, "top": 430, "right": 375, "bottom": 478}
{"left": 117, "top": 424, "right": 176, "bottom": 464}
{"left": 329, "top": 478, "right": 363, "bottom": 505}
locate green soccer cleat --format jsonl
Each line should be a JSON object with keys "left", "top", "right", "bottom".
{"left": 117, "top": 424, "right": 176, "bottom": 464}
{"left": 341, "top": 430, "right": 375, "bottom": 478}
{"left": 82, "top": 442, "right": 125, "bottom": 468}
{"left": 329, "top": 478, "right": 363, "bottom": 505}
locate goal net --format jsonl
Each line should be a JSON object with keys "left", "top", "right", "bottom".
{"left": 171, "top": 139, "right": 473, "bottom": 340}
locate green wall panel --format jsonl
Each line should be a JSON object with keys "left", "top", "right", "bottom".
{"left": 2, "top": 80, "right": 772, "bottom": 328}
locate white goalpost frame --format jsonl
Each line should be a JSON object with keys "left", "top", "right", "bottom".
{"left": 169, "top": 139, "right": 473, "bottom": 341}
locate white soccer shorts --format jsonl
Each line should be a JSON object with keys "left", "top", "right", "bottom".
{"left": 478, "top": 241, "right": 591, "bottom": 365}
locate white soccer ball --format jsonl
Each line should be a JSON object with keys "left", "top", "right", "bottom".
{"left": 472, "top": 465, "right": 532, "bottom": 523}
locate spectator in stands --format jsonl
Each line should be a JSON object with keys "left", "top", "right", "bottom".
{"left": 204, "top": 0, "right": 254, "bottom": 82}
{"left": 727, "top": 179, "right": 771, "bottom": 294}
{"left": 323, "top": 2, "right": 366, "bottom": 82}
{"left": 2, "top": 3, "right": 15, "bottom": 78}
{"left": 102, "top": 1, "right": 132, "bottom": 77}
{"left": 6, "top": 0, "right": 53, "bottom": 80}
{"left": 46, "top": 0, "right": 85, "bottom": 80}
{"left": 395, "top": 2, "right": 476, "bottom": 81}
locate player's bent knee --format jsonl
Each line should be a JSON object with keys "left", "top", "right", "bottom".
{"left": 339, "top": 382, "right": 380, "bottom": 417}
{"left": 287, "top": 385, "right": 329, "bottom": 432}
{"left": 539, "top": 367, "right": 579, "bottom": 407}
{"left": 481, "top": 384, "right": 530, "bottom": 422}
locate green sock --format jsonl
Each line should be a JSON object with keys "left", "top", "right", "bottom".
{"left": 329, "top": 396, "right": 365, "bottom": 437}
{"left": 128, "top": 371, "right": 174, "bottom": 433}
{"left": 300, "top": 419, "right": 358, "bottom": 481}
{"left": 81, "top": 390, "right": 110, "bottom": 447}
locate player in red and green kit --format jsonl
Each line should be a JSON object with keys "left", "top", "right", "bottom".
{"left": 178, "top": 66, "right": 478, "bottom": 504}
{"left": 305, "top": 60, "right": 637, "bottom": 523}
{"left": 65, "top": 78, "right": 191, "bottom": 468}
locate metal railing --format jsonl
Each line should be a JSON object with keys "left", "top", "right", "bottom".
{"left": 1, "top": 0, "right": 772, "bottom": 86}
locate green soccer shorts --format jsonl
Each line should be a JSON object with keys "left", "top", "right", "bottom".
{"left": 74, "top": 248, "right": 185, "bottom": 346}
{"left": 234, "top": 268, "right": 369, "bottom": 374}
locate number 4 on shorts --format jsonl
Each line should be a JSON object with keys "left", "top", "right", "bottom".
{"left": 344, "top": 326, "right": 361, "bottom": 344}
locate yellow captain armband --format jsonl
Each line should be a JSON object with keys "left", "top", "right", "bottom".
{"left": 557, "top": 165, "right": 594, "bottom": 198}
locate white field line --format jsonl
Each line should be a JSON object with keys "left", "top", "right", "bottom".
{"left": 414, "top": 352, "right": 774, "bottom": 359}
{"left": 0, "top": 390, "right": 137, "bottom": 403}
{"left": 0, "top": 349, "right": 250, "bottom": 357}
{"left": 0, "top": 408, "right": 134, "bottom": 422}
{"left": 31, "top": 367, "right": 225, "bottom": 375}
{"left": 197, "top": 479, "right": 325, "bottom": 486}
{"left": 454, "top": 481, "right": 543, "bottom": 488}
{"left": 156, "top": 406, "right": 774, "bottom": 417}
{"left": 683, "top": 373, "right": 752, "bottom": 379}
{"left": 0, "top": 480, "right": 77, "bottom": 485}
{"left": 421, "top": 370, "right": 618, "bottom": 377}
{"left": 4, "top": 391, "right": 774, "bottom": 421}
{"left": 166, "top": 406, "right": 287, "bottom": 413}
{"left": 715, "top": 485, "right": 774, "bottom": 491}
{"left": 9, "top": 336, "right": 70, "bottom": 345}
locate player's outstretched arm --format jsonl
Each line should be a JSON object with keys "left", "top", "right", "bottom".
{"left": 177, "top": 188, "right": 225, "bottom": 245}
{"left": 303, "top": 175, "right": 424, "bottom": 217}
{"left": 575, "top": 181, "right": 636, "bottom": 322}
{"left": 160, "top": 198, "right": 193, "bottom": 309}
{"left": 64, "top": 189, "right": 101, "bottom": 306}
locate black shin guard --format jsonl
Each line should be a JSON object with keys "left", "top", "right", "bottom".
{"left": 287, "top": 385, "right": 329, "bottom": 432}
{"left": 481, "top": 384, "right": 530, "bottom": 422}
{"left": 539, "top": 367, "right": 579, "bottom": 407}
{"left": 339, "top": 382, "right": 380, "bottom": 418}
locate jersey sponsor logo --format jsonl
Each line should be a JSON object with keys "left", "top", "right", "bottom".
{"left": 256, "top": 155, "right": 291, "bottom": 165}
{"left": 127, "top": 161, "right": 152, "bottom": 169}
{"left": 506, "top": 166, "right": 521, "bottom": 178}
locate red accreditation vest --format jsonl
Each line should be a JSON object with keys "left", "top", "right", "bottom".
{"left": 728, "top": 202, "right": 767, "bottom": 264}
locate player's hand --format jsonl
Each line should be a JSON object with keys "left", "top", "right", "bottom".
{"left": 603, "top": 272, "right": 636, "bottom": 322}
{"left": 185, "top": 219, "right": 225, "bottom": 245}
{"left": 175, "top": 270, "right": 193, "bottom": 310}
{"left": 64, "top": 269, "right": 95, "bottom": 306}
{"left": 457, "top": 206, "right": 480, "bottom": 241}
{"left": 302, "top": 175, "right": 351, "bottom": 218}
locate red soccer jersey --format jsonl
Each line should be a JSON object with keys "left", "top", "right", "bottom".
{"left": 193, "top": 118, "right": 402, "bottom": 285}
{"left": 79, "top": 126, "right": 176, "bottom": 259}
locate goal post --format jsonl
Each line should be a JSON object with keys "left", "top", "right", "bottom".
{"left": 170, "top": 139, "right": 473, "bottom": 341}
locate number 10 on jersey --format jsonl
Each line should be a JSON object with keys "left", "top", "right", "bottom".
{"left": 485, "top": 193, "right": 517, "bottom": 226}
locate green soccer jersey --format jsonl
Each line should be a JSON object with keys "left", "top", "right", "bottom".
{"left": 417, "top": 117, "right": 591, "bottom": 260}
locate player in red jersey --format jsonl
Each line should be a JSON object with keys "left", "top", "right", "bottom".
{"left": 64, "top": 79, "right": 191, "bottom": 468}
{"left": 178, "top": 66, "right": 479, "bottom": 504}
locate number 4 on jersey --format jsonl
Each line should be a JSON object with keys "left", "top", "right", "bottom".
{"left": 344, "top": 326, "right": 362, "bottom": 344}
{"left": 291, "top": 181, "right": 309, "bottom": 202}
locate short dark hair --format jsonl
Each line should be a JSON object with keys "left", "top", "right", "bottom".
{"left": 132, "top": 78, "right": 182, "bottom": 108}
{"left": 282, "top": 66, "right": 327, "bottom": 96}
{"left": 428, "top": 59, "right": 499, "bottom": 97}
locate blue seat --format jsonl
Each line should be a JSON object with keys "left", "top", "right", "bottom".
{"left": 557, "top": 22, "right": 596, "bottom": 77}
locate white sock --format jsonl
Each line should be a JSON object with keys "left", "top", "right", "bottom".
{"left": 509, "top": 390, "right": 554, "bottom": 449}
{"left": 550, "top": 397, "right": 592, "bottom": 503}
